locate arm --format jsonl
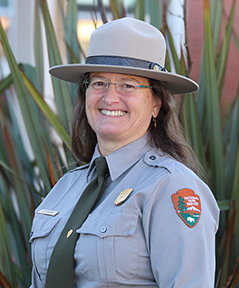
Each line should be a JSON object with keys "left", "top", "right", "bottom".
{"left": 142, "top": 170, "right": 219, "bottom": 288}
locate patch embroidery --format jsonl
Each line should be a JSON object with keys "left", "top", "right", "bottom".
{"left": 171, "top": 188, "right": 201, "bottom": 228}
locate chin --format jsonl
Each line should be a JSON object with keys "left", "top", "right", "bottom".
{"left": 96, "top": 128, "right": 125, "bottom": 140}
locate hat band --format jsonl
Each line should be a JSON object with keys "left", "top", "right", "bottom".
{"left": 85, "top": 56, "right": 166, "bottom": 71}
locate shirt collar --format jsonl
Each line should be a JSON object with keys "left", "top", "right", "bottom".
{"left": 89, "top": 133, "right": 152, "bottom": 182}
{"left": 87, "top": 147, "right": 102, "bottom": 182}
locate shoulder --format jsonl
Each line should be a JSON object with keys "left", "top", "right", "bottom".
{"left": 143, "top": 148, "right": 197, "bottom": 182}
{"left": 36, "top": 164, "right": 89, "bottom": 212}
{"left": 142, "top": 149, "right": 219, "bottom": 229}
{"left": 54, "top": 163, "right": 90, "bottom": 190}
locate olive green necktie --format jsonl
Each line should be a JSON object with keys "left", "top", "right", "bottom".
{"left": 45, "top": 156, "right": 109, "bottom": 288}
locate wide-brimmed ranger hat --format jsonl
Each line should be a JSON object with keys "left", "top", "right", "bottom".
{"left": 49, "top": 17, "right": 199, "bottom": 95}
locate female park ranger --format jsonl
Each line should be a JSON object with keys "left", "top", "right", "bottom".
{"left": 30, "top": 17, "right": 219, "bottom": 288}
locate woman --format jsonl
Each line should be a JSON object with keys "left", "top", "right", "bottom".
{"left": 30, "top": 17, "right": 219, "bottom": 288}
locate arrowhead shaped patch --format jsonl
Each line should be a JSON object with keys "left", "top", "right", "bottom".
{"left": 171, "top": 188, "right": 201, "bottom": 228}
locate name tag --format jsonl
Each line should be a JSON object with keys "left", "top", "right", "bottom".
{"left": 38, "top": 209, "right": 59, "bottom": 216}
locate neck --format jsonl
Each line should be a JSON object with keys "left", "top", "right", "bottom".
{"left": 97, "top": 134, "right": 146, "bottom": 156}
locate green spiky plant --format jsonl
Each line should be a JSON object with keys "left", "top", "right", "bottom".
{"left": 0, "top": 0, "right": 238, "bottom": 287}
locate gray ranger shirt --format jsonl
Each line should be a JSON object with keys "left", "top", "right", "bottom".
{"left": 30, "top": 133, "right": 219, "bottom": 287}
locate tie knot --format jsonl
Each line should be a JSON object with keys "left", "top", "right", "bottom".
{"left": 95, "top": 156, "right": 109, "bottom": 177}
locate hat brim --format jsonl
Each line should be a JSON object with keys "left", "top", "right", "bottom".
{"left": 49, "top": 64, "right": 199, "bottom": 95}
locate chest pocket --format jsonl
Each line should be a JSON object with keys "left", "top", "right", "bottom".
{"left": 30, "top": 215, "right": 61, "bottom": 242}
{"left": 30, "top": 215, "right": 61, "bottom": 284}
{"left": 75, "top": 209, "right": 140, "bottom": 282}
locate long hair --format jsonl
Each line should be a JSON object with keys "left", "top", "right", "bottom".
{"left": 71, "top": 74, "right": 201, "bottom": 174}
{"left": 148, "top": 79, "right": 200, "bottom": 174}
{"left": 71, "top": 73, "right": 96, "bottom": 164}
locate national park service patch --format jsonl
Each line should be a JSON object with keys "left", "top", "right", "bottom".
{"left": 171, "top": 188, "right": 201, "bottom": 228}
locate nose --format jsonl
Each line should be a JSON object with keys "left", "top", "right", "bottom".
{"left": 102, "top": 83, "right": 120, "bottom": 105}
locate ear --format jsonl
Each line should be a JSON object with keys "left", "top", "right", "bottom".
{"left": 152, "top": 97, "right": 162, "bottom": 118}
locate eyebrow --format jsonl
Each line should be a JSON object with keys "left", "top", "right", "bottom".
{"left": 90, "top": 74, "right": 142, "bottom": 83}
{"left": 119, "top": 77, "right": 139, "bottom": 82}
{"left": 92, "top": 76, "right": 139, "bottom": 82}
{"left": 90, "top": 75, "right": 107, "bottom": 79}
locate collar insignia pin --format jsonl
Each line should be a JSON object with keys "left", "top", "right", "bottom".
{"left": 171, "top": 188, "right": 201, "bottom": 228}
{"left": 114, "top": 188, "right": 133, "bottom": 206}
{"left": 67, "top": 229, "right": 73, "bottom": 239}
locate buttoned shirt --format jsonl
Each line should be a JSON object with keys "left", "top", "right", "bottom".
{"left": 30, "top": 133, "right": 219, "bottom": 288}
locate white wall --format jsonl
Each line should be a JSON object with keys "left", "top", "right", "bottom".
{"left": 8, "top": 0, "right": 35, "bottom": 65}
{"left": 167, "top": 0, "right": 185, "bottom": 60}
{"left": 6, "top": 0, "right": 62, "bottom": 159}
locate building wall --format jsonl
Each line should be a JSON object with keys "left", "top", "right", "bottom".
{"left": 3, "top": 0, "right": 238, "bottom": 106}
{"left": 188, "top": 0, "right": 239, "bottom": 106}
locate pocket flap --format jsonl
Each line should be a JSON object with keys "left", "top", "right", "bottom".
{"left": 76, "top": 210, "right": 139, "bottom": 238}
{"left": 29, "top": 215, "right": 61, "bottom": 243}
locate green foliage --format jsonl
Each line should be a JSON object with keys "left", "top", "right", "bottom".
{"left": 0, "top": 0, "right": 238, "bottom": 287}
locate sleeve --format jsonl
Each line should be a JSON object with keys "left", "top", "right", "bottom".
{"left": 142, "top": 170, "right": 220, "bottom": 288}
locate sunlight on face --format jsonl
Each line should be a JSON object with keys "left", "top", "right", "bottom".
{"left": 85, "top": 73, "right": 161, "bottom": 153}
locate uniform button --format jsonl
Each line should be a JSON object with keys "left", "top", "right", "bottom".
{"left": 100, "top": 226, "right": 107, "bottom": 233}
{"left": 149, "top": 155, "right": 156, "bottom": 160}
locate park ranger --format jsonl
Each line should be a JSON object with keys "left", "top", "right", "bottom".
{"left": 30, "top": 17, "right": 219, "bottom": 288}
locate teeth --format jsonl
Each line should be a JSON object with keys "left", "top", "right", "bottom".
{"left": 101, "top": 109, "right": 126, "bottom": 116}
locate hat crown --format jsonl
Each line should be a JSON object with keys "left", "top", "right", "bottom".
{"left": 49, "top": 17, "right": 199, "bottom": 94}
{"left": 87, "top": 17, "right": 166, "bottom": 67}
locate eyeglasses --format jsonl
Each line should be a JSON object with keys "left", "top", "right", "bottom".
{"left": 83, "top": 77, "right": 153, "bottom": 95}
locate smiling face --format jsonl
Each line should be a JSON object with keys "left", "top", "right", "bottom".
{"left": 85, "top": 72, "right": 161, "bottom": 154}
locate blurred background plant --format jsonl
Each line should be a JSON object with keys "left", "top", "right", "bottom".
{"left": 0, "top": 0, "right": 238, "bottom": 287}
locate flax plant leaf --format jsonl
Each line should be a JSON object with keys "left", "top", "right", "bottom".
{"left": 0, "top": 19, "right": 52, "bottom": 192}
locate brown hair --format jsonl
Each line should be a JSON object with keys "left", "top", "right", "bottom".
{"left": 71, "top": 74, "right": 201, "bottom": 174}
{"left": 148, "top": 79, "right": 200, "bottom": 174}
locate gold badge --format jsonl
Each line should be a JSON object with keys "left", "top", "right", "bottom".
{"left": 114, "top": 188, "right": 133, "bottom": 206}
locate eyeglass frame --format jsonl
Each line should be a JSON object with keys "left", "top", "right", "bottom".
{"left": 83, "top": 77, "right": 153, "bottom": 95}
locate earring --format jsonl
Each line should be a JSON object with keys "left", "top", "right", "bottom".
{"left": 153, "top": 117, "right": 157, "bottom": 129}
